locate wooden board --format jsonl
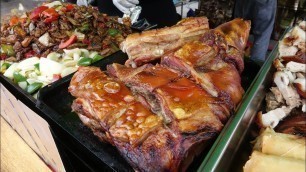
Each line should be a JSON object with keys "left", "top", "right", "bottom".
{"left": 0, "top": 84, "right": 65, "bottom": 172}
{"left": 1, "top": 117, "right": 51, "bottom": 172}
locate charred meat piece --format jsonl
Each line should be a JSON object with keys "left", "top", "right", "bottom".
{"left": 113, "top": 128, "right": 181, "bottom": 171}
{"left": 108, "top": 63, "right": 229, "bottom": 126}
{"left": 275, "top": 111, "right": 306, "bottom": 137}
{"left": 69, "top": 18, "right": 249, "bottom": 172}
{"left": 69, "top": 67, "right": 205, "bottom": 171}
{"left": 107, "top": 64, "right": 181, "bottom": 123}
{"left": 155, "top": 77, "right": 225, "bottom": 131}
{"left": 109, "top": 102, "right": 163, "bottom": 145}
{"left": 162, "top": 41, "right": 220, "bottom": 97}
{"left": 69, "top": 67, "right": 163, "bottom": 145}
{"left": 71, "top": 98, "right": 110, "bottom": 142}
{"left": 121, "top": 17, "right": 209, "bottom": 67}
{"left": 21, "top": 36, "right": 34, "bottom": 47}
{"left": 70, "top": 67, "right": 226, "bottom": 172}
{"left": 162, "top": 41, "right": 244, "bottom": 107}
{"left": 200, "top": 18, "right": 251, "bottom": 73}
{"left": 213, "top": 18, "right": 250, "bottom": 54}
{"left": 160, "top": 19, "right": 250, "bottom": 102}
{"left": 197, "top": 61, "right": 244, "bottom": 108}
{"left": 3, "top": 35, "right": 18, "bottom": 44}
{"left": 69, "top": 67, "right": 133, "bottom": 130}
{"left": 122, "top": 65, "right": 181, "bottom": 92}
{"left": 107, "top": 63, "right": 152, "bottom": 81}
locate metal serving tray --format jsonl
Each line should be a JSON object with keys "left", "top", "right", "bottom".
{"left": 198, "top": 37, "right": 281, "bottom": 171}
{"left": 0, "top": 52, "right": 124, "bottom": 119}
{"left": 36, "top": 50, "right": 260, "bottom": 171}
{"left": 0, "top": 67, "right": 37, "bottom": 113}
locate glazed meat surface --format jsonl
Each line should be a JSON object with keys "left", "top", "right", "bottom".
{"left": 70, "top": 67, "right": 166, "bottom": 146}
{"left": 108, "top": 63, "right": 228, "bottom": 126}
{"left": 69, "top": 18, "right": 250, "bottom": 171}
{"left": 70, "top": 67, "right": 223, "bottom": 171}
{"left": 121, "top": 17, "right": 209, "bottom": 67}
{"left": 162, "top": 18, "right": 249, "bottom": 103}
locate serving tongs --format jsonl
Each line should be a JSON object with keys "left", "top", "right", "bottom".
{"left": 123, "top": 6, "right": 157, "bottom": 31}
{"left": 131, "top": 19, "right": 157, "bottom": 31}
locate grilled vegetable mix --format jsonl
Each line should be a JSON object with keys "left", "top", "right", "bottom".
{"left": 1, "top": 48, "right": 101, "bottom": 98}
{"left": 0, "top": 1, "right": 131, "bottom": 62}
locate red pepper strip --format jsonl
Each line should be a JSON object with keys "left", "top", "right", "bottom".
{"left": 0, "top": 54, "right": 8, "bottom": 60}
{"left": 65, "top": 4, "right": 74, "bottom": 11}
{"left": 9, "top": 16, "right": 19, "bottom": 26}
{"left": 44, "top": 15, "right": 59, "bottom": 23}
{"left": 98, "top": 23, "right": 105, "bottom": 28}
{"left": 59, "top": 35, "right": 77, "bottom": 49}
{"left": 82, "top": 39, "right": 90, "bottom": 45}
{"left": 24, "top": 50, "right": 36, "bottom": 58}
{"left": 19, "top": 18, "right": 27, "bottom": 24}
{"left": 102, "top": 44, "right": 109, "bottom": 49}
{"left": 30, "top": 6, "right": 48, "bottom": 20}
{"left": 42, "top": 8, "right": 59, "bottom": 23}
{"left": 52, "top": 74, "right": 62, "bottom": 82}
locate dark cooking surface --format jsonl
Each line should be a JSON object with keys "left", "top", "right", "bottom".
{"left": 37, "top": 51, "right": 260, "bottom": 171}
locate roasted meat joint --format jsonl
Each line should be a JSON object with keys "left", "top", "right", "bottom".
{"left": 69, "top": 18, "right": 251, "bottom": 171}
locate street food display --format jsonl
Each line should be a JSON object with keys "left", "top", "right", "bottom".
{"left": 257, "top": 21, "right": 306, "bottom": 135}
{"left": 243, "top": 21, "right": 306, "bottom": 172}
{"left": 0, "top": 1, "right": 131, "bottom": 95}
{"left": 69, "top": 18, "right": 251, "bottom": 171}
{"left": 3, "top": 1, "right": 305, "bottom": 172}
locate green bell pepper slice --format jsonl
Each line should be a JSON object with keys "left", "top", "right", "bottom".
{"left": 1, "top": 44, "right": 15, "bottom": 56}
{"left": 108, "top": 28, "right": 119, "bottom": 37}
{"left": 13, "top": 72, "right": 27, "bottom": 83}
{"left": 79, "top": 23, "right": 90, "bottom": 32}
{"left": 27, "top": 82, "right": 43, "bottom": 94}
{"left": 1, "top": 62, "right": 11, "bottom": 73}
{"left": 92, "top": 54, "right": 104, "bottom": 63}
{"left": 78, "top": 57, "right": 92, "bottom": 66}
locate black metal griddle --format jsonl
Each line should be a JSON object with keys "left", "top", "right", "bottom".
{"left": 1, "top": 50, "right": 260, "bottom": 171}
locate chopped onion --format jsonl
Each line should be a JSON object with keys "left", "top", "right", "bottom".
{"left": 40, "top": 58, "right": 64, "bottom": 78}
{"left": 37, "top": 75, "right": 52, "bottom": 83}
{"left": 74, "top": 30, "right": 85, "bottom": 41}
{"left": 89, "top": 51, "right": 98, "bottom": 59}
{"left": 28, "top": 71, "right": 38, "bottom": 79}
{"left": 61, "top": 67, "right": 78, "bottom": 77}
{"left": 80, "top": 49, "right": 90, "bottom": 58}
{"left": 38, "top": 33, "right": 51, "bottom": 47}
{"left": 18, "top": 81, "right": 28, "bottom": 90}
{"left": 29, "top": 23, "right": 35, "bottom": 32}
{"left": 17, "top": 57, "right": 40, "bottom": 71}
{"left": 62, "top": 60, "right": 77, "bottom": 67}
{"left": 64, "top": 48, "right": 81, "bottom": 57}
{"left": 43, "top": 1, "right": 62, "bottom": 8}
{"left": 47, "top": 52, "right": 61, "bottom": 62}
{"left": 27, "top": 78, "right": 40, "bottom": 85}
{"left": 9, "top": 28, "right": 14, "bottom": 34}
{"left": 3, "top": 63, "right": 18, "bottom": 79}
{"left": 73, "top": 53, "right": 80, "bottom": 61}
